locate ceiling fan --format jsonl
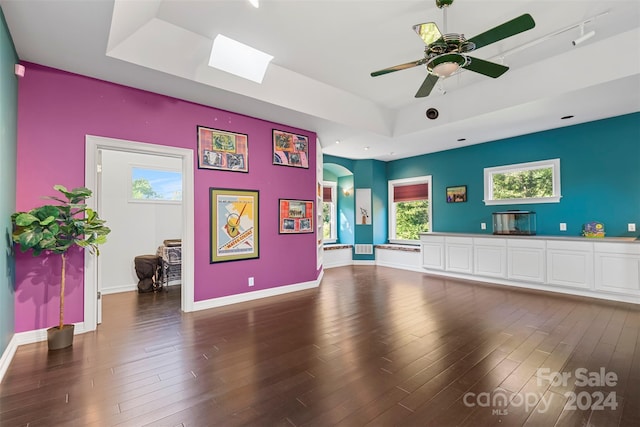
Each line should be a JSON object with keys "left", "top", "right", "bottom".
{"left": 371, "top": 0, "right": 535, "bottom": 97}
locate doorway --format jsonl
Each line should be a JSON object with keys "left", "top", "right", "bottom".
{"left": 84, "top": 135, "right": 195, "bottom": 332}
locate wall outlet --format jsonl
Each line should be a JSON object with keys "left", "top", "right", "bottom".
{"left": 560, "top": 223, "right": 567, "bottom": 231}
{"left": 481, "top": 222, "right": 487, "bottom": 230}
{"left": 629, "top": 223, "right": 636, "bottom": 232}
{"left": 248, "top": 277, "right": 254, "bottom": 287}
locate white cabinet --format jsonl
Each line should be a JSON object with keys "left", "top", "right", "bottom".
{"left": 507, "top": 239, "right": 546, "bottom": 283}
{"left": 419, "top": 233, "right": 639, "bottom": 304}
{"left": 474, "top": 237, "right": 507, "bottom": 278}
{"left": 316, "top": 139, "right": 323, "bottom": 269}
{"left": 594, "top": 243, "right": 640, "bottom": 295}
{"left": 546, "top": 240, "right": 594, "bottom": 289}
{"left": 445, "top": 236, "right": 473, "bottom": 274}
{"left": 421, "top": 235, "right": 445, "bottom": 270}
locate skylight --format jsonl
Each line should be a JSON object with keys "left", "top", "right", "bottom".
{"left": 208, "top": 34, "right": 273, "bottom": 84}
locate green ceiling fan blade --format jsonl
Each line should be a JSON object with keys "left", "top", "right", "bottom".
{"left": 463, "top": 56, "right": 509, "bottom": 78}
{"left": 371, "top": 59, "right": 426, "bottom": 77}
{"left": 415, "top": 74, "right": 440, "bottom": 98}
{"left": 413, "top": 22, "right": 443, "bottom": 45}
{"left": 467, "top": 14, "right": 535, "bottom": 50}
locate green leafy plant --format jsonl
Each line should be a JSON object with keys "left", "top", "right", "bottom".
{"left": 11, "top": 185, "right": 111, "bottom": 330}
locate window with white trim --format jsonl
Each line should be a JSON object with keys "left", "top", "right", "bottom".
{"left": 322, "top": 181, "right": 337, "bottom": 242}
{"left": 484, "top": 158, "right": 561, "bottom": 206}
{"left": 388, "top": 176, "right": 431, "bottom": 242}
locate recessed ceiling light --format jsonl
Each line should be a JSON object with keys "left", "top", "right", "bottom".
{"left": 209, "top": 34, "right": 273, "bottom": 83}
{"left": 248, "top": 0, "right": 259, "bottom": 8}
{"left": 561, "top": 115, "right": 575, "bottom": 120}
{"left": 335, "top": 140, "right": 340, "bottom": 144}
{"left": 364, "top": 146, "right": 370, "bottom": 151}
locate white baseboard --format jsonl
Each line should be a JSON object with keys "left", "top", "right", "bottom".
{"left": 12, "top": 321, "right": 89, "bottom": 346}
{"left": 376, "top": 260, "right": 424, "bottom": 273}
{"left": 0, "top": 321, "right": 88, "bottom": 383}
{"left": 324, "top": 260, "right": 352, "bottom": 269}
{"left": 100, "top": 282, "right": 180, "bottom": 296}
{"left": 0, "top": 335, "right": 18, "bottom": 383}
{"left": 420, "top": 269, "right": 640, "bottom": 305}
{"left": 353, "top": 260, "right": 375, "bottom": 266}
{"left": 101, "top": 284, "right": 138, "bottom": 295}
{"left": 193, "top": 278, "right": 321, "bottom": 312}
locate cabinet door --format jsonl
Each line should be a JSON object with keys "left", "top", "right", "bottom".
{"left": 546, "top": 240, "right": 594, "bottom": 289}
{"left": 474, "top": 238, "right": 507, "bottom": 278}
{"left": 445, "top": 237, "right": 473, "bottom": 274}
{"left": 421, "top": 236, "right": 445, "bottom": 270}
{"left": 507, "top": 239, "right": 546, "bottom": 283}
{"left": 594, "top": 243, "right": 640, "bottom": 295}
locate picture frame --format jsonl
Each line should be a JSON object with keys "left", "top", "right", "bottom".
{"left": 272, "top": 129, "right": 309, "bottom": 168}
{"left": 210, "top": 188, "right": 259, "bottom": 263}
{"left": 198, "top": 126, "right": 248, "bottom": 172}
{"left": 446, "top": 185, "right": 467, "bottom": 203}
{"left": 279, "top": 199, "right": 314, "bottom": 234}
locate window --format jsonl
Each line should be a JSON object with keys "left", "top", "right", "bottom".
{"left": 484, "top": 159, "right": 561, "bottom": 205}
{"left": 388, "top": 176, "right": 431, "bottom": 242}
{"left": 130, "top": 166, "right": 182, "bottom": 202}
{"left": 322, "top": 181, "right": 337, "bottom": 242}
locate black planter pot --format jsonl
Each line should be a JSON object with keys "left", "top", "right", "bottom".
{"left": 47, "top": 324, "right": 75, "bottom": 350}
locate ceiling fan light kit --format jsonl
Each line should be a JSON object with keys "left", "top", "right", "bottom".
{"left": 371, "top": 0, "right": 535, "bottom": 98}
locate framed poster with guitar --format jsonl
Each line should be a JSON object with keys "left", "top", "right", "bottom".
{"left": 210, "top": 188, "right": 259, "bottom": 263}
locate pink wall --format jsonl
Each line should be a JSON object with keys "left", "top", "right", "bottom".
{"left": 15, "top": 63, "right": 318, "bottom": 332}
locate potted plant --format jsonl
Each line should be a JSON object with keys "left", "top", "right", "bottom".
{"left": 11, "top": 185, "right": 110, "bottom": 350}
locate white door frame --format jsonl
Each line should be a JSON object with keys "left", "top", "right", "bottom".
{"left": 84, "top": 135, "right": 195, "bottom": 331}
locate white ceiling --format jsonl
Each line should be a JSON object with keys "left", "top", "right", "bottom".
{"left": 2, "top": 0, "right": 639, "bottom": 161}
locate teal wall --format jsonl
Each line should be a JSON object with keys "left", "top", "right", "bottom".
{"left": 324, "top": 156, "right": 388, "bottom": 258}
{"left": 324, "top": 155, "right": 356, "bottom": 245}
{"left": 0, "top": 6, "right": 18, "bottom": 359}
{"left": 325, "top": 113, "right": 640, "bottom": 241}
{"left": 387, "top": 113, "right": 640, "bottom": 237}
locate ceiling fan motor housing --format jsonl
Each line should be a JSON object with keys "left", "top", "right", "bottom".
{"left": 436, "top": 0, "right": 454, "bottom": 8}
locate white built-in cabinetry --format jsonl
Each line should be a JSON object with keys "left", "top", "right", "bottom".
{"left": 445, "top": 236, "right": 473, "bottom": 274}
{"left": 316, "top": 138, "right": 323, "bottom": 270}
{"left": 420, "top": 233, "right": 639, "bottom": 304}
{"left": 421, "top": 235, "right": 445, "bottom": 270}
{"left": 594, "top": 243, "right": 640, "bottom": 296}
{"left": 508, "top": 239, "right": 546, "bottom": 283}
{"left": 546, "top": 240, "right": 593, "bottom": 289}
{"left": 473, "top": 237, "right": 507, "bottom": 278}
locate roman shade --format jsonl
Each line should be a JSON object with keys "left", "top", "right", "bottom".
{"left": 393, "top": 183, "right": 428, "bottom": 202}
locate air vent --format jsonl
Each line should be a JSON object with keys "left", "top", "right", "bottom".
{"left": 355, "top": 244, "right": 373, "bottom": 254}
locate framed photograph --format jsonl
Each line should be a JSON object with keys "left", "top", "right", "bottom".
{"left": 198, "top": 126, "right": 248, "bottom": 172}
{"left": 279, "top": 199, "right": 314, "bottom": 234}
{"left": 446, "top": 185, "right": 467, "bottom": 203}
{"left": 272, "top": 129, "right": 309, "bottom": 168}
{"left": 210, "top": 188, "right": 259, "bottom": 263}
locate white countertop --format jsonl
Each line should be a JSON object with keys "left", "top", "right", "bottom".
{"left": 420, "top": 232, "right": 638, "bottom": 243}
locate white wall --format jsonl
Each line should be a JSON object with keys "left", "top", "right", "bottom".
{"left": 100, "top": 150, "right": 183, "bottom": 294}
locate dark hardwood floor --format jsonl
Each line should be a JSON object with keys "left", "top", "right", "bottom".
{"left": 1, "top": 266, "right": 639, "bottom": 426}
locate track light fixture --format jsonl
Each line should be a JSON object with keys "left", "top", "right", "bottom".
{"left": 572, "top": 26, "right": 595, "bottom": 46}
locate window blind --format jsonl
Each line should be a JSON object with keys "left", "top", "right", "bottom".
{"left": 394, "top": 183, "right": 428, "bottom": 202}
{"left": 323, "top": 186, "right": 333, "bottom": 203}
